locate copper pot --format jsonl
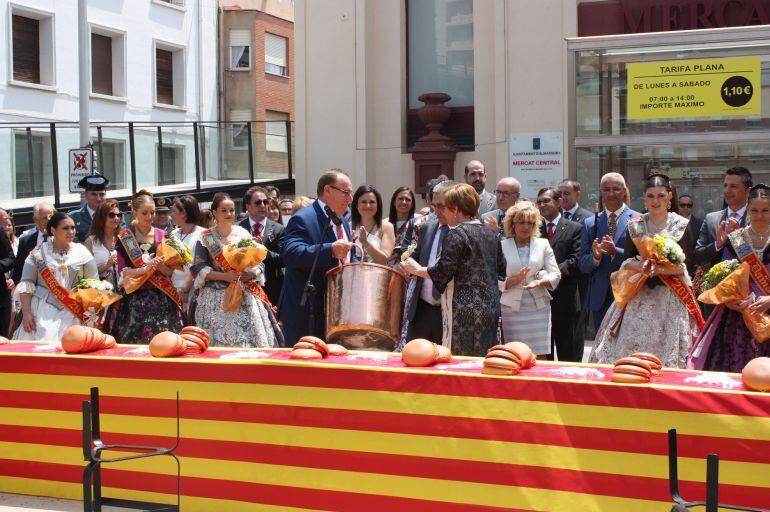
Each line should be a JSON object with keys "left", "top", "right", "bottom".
{"left": 325, "top": 262, "right": 405, "bottom": 351}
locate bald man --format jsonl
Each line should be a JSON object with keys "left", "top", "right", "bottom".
{"left": 482, "top": 177, "right": 520, "bottom": 237}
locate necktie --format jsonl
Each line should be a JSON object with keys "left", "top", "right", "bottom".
{"left": 563, "top": 211, "right": 572, "bottom": 220}
{"left": 547, "top": 222, "right": 555, "bottom": 242}
{"left": 730, "top": 212, "right": 740, "bottom": 220}
{"left": 608, "top": 212, "right": 617, "bottom": 238}
{"left": 498, "top": 212, "right": 505, "bottom": 232}
{"left": 252, "top": 222, "right": 262, "bottom": 241}
{"left": 432, "top": 225, "right": 449, "bottom": 300}
{"left": 336, "top": 223, "right": 349, "bottom": 263}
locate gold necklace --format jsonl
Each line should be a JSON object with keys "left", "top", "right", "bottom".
{"left": 748, "top": 225, "right": 770, "bottom": 251}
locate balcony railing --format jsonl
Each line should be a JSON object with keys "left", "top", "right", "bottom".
{"left": 0, "top": 120, "right": 294, "bottom": 210}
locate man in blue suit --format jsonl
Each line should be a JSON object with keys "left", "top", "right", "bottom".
{"left": 578, "top": 172, "right": 639, "bottom": 331}
{"left": 279, "top": 169, "right": 355, "bottom": 345}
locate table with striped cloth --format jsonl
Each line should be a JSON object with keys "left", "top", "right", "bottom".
{"left": 0, "top": 342, "right": 768, "bottom": 511}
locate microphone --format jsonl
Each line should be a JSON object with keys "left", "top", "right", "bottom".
{"left": 324, "top": 205, "right": 342, "bottom": 226}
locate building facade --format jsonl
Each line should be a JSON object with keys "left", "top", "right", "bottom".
{"left": 296, "top": 0, "right": 770, "bottom": 217}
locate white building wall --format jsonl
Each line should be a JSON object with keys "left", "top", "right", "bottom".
{"left": 295, "top": 0, "right": 578, "bottom": 199}
{"left": 0, "top": 0, "right": 219, "bottom": 206}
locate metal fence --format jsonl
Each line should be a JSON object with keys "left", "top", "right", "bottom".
{"left": 0, "top": 120, "right": 294, "bottom": 210}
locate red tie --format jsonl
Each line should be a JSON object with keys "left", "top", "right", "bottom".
{"left": 252, "top": 223, "right": 263, "bottom": 242}
{"left": 547, "top": 222, "right": 554, "bottom": 242}
{"left": 336, "top": 223, "right": 349, "bottom": 263}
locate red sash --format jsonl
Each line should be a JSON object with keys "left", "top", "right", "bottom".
{"left": 200, "top": 230, "right": 276, "bottom": 314}
{"left": 742, "top": 250, "right": 770, "bottom": 296}
{"left": 117, "top": 229, "right": 183, "bottom": 311}
{"left": 37, "top": 260, "right": 85, "bottom": 323}
{"left": 660, "top": 275, "right": 706, "bottom": 330}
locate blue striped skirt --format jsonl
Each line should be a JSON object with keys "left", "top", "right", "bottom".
{"left": 501, "top": 291, "right": 552, "bottom": 355}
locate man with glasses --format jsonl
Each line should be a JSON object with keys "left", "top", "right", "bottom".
{"left": 482, "top": 177, "right": 520, "bottom": 237}
{"left": 464, "top": 160, "right": 496, "bottom": 216}
{"left": 12, "top": 201, "right": 54, "bottom": 286}
{"left": 239, "top": 186, "right": 286, "bottom": 305}
{"left": 578, "top": 172, "right": 638, "bottom": 330}
{"left": 678, "top": 194, "right": 702, "bottom": 276}
{"left": 280, "top": 169, "right": 355, "bottom": 344}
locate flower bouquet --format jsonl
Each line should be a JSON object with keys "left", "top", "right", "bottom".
{"left": 222, "top": 236, "right": 268, "bottom": 312}
{"left": 122, "top": 235, "right": 192, "bottom": 294}
{"left": 69, "top": 278, "right": 122, "bottom": 327}
{"left": 699, "top": 261, "right": 770, "bottom": 342}
{"left": 701, "top": 259, "right": 740, "bottom": 291}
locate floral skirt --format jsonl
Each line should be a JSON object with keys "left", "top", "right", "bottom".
{"left": 194, "top": 284, "right": 279, "bottom": 348}
{"left": 108, "top": 288, "right": 184, "bottom": 345}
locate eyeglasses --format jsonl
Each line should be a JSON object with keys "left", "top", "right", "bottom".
{"left": 678, "top": 203, "right": 693, "bottom": 208}
{"left": 535, "top": 199, "right": 553, "bottom": 205}
{"left": 107, "top": 212, "right": 122, "bottom": 219}
{"left": 329, "top": 185, "right": 353, "bottom": 196}
{"left": 600, "top": 187, "right": 624, "bottom": 193}
{"left": 252, "top": 199, "right": 269, "bottom": 206}
{"left": 494, "top": 190, "right": 517, "bottom": 197}
{"left": 432, "top": 203, "right": 446, "bottom": 211}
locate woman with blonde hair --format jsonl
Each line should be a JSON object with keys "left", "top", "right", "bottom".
{"left": 402, "top": 183, "right": 504, "bottom": 356}
{"left": 499, "top": 201, "right": 561, "bottom": 356}
{"left": 107, "top": 189, "right": 184, "bottom": 344}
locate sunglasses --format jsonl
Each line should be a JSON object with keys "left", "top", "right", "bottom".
{"left": 108, "top": 212, "right": 122, "bottom": 219}
{"left": 252, "top": 199, "right": 269, "bottom": 206}
{"left": 679, "top": 203, "right": 693, "bottom": 208}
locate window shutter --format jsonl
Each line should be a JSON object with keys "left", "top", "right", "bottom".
{"left": 156, "top": 49, "right": 174, "bottom": 105}
{"left": 264, "top": 33, "right": 286, "bottom": 67}
{"left": 13, "top": 16, "right": 40, "bottom": 84}
{"left": 229, "top": 30, "right": 251, "bottom": 47}
{"left": 91, "top": 34, "right": 113, "bottom": 96}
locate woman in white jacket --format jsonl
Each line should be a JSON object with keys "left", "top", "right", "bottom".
{"left": 499, "top": 201, "right": 561, "bottom": 356}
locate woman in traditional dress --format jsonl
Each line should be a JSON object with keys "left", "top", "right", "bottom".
{"left": 402, "top": 183, "right": 504, "bottom": 356}
{"left": 690, "top": 185, "right": 770, "bottom": 372}
{"left": 13, "top": 212, "right": 98, "bottom": 341}
{"left": 84, "top": 200, "right": 121, "bottom": 288}
{"left": 351, "top": 185, "right": 395, "bottom": 265}
{"left": 108, "top": 190, "right": 184, "bottom": 344}
{"left": 169, "top": 195, "right": 205, "bottom": 311}
{"left": 591, "top": 174, "right": 701, "bottom": 368}
{"left": 191, "top": 192, "right": 282, "bottom": 348}
{"left": 498, "top": 201, "right": 561, "bottom": 357}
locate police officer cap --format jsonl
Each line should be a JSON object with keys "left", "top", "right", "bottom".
{"left": 155, "top": 196, "right": 171, "bottom": 212}
{"left": 77, "top": 174, "right": 109, "bottom": 191}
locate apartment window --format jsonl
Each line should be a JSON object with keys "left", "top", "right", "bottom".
{"left": 229, "top": 30, "right": 251, "bottom": 70}
{"left": 155, "top": 42, "right": 185, "bottom": 107}
{"left": 11, "top": 10, "right": 55, "bottom": 86}
{"left": 91, "top": 28, "right": 126, "bottom": 97}
{"left": 14, "top": 132, "right": 54, "bottom": 199}
{"left": 157, "top": 145, "right": 185, "bottom": 186}
{"left": 230, "top": 110, "right": 252, "bottom": 150}
{"left": 406, "top": 0, "right": 474, "bottom": 149}
{"left": 94, "top": 140, "right": 126, "bottom": 189}
{"left": 265, "top": 33, "right": 287, "bottom": 76}
{"left": 265, "top": 111, "right": 289, "bottom": 153}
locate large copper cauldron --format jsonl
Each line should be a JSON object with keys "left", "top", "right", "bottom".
{"left": 325, "top": 262, "right": 405, "bottom": 350}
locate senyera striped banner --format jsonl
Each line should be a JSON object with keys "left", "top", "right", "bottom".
{"left": 0, "top": 342, "right": 768, "bottom": 511}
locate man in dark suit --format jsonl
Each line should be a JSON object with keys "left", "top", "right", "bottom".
{"left": 239, "top": 186, "right": 285, "bottom": 306}
{"left": 693, "top": 166, "right": 751, "bottom": 269}
{"left": 279, "top": 169, "right": 355, "bottom": 345}
{"left": 537, "top": 187, "right": 584, "bottom": 362}
{"left": 12, "top": 201, "right": 53, "bottom": 285}
{"left": 578, "top": 173, "right": 639, "bottom": 331}
{"left": 404, "top": 180, "right": 456, "bottom": 343}
{"left": 677, "top": 194, "right": 702, "bottom": 277}
{"left": 0, "top": 229, "right": 14, "bottom": 337}
{"left": 558, "top": 179, "right": 594, "bottom": 224}
{"left": 70, "top": 175, "right": 109, "bottom": 243}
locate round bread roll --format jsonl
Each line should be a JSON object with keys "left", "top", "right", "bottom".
{"left": 484, "top": 356, "right": 521, "bottom": 372}
{"left": 402, "top": 339, "right": 439, "bottom": 367}
{"left": 326, "top": 343, "right": 348, "bottom": 356}
{"left": 435, "top": 345, "right": 452, "bottom": 363}
{"left": 631, "top": 352, "right": 662, "bottom": 370}
{"left": 614, "top": 356, "right": 653, "bottom": 373}
{"left": 290, "top": 348, "right": 324, "bottom": 359}
{"left": 611, "top": 372, "right": 649, "bottom": 384}
{"left": 742, "top": 357, "right": 770, "bottom": 392}
{"left": 299, "top": 336, "right": 329, "bottom": 357}
{"left": 149, "top": 331, "right": 186, "bottom": 358}
{"left": 293, "top": 341, "right": 318, "bottom": 351}
{"left": 613, "top": 364, "right": 651, "bottom": 378}
{"left": 487, "top": 345, "right": 523, "bottom": 366}
{"left": 505, "top": 342, "right": 534, "bottom": 368}
{"left": 61, "top": 325, "right": 89, "bottom": 353}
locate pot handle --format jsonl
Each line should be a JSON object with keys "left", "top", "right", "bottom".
{"left": 337, "top": 243, "right": 365, "bottom": 267}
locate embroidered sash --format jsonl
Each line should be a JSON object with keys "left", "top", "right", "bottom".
{"left": 200, "top": 230, "right": 276, "bottom": 313}
{"left": 117, "top": 229, "right": 183, "bottom": 310}
{"left": 729, "top": 230, "right": 770, "bottom": 295}
{"left": 37, "top": 259, "right": 85, "bottom": 323}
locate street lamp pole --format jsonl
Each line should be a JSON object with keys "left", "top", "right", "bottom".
{"left": 78, "top": 0, "right": 90, "bottom": 147}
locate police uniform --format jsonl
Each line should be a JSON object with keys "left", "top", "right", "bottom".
{"left": 70, "top": 175, "right": 109, "bottom": 243}
{"left": 153, "top": 196, "right": 174, "bottom": 234}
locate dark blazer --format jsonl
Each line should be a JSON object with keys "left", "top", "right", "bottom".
{"left": 406, "top": 219, "right": 440, "bottom": 322}
{"left": 70, "top": 205, "right": 92, "bottom": 243}
{"left": 563, "top": 205, "right": 593, "bottom": 225}
{"left": 12, "top": 228, "right": 42, "bottom": 284}
{"left": 541, "top": 217, "right": 583, "bottom": 312}
{"left": 238, "top": 217, "right": 285, "bottom": 305}
{"left": 279, "top": 201, "right": 354, "bottom": 345}
{"left": 693, "top": 209, "right": 746, "bottom": 268}
{"left": 578, "top": 207, "right": 639, "bottom": 311}
{"left": 0, "top": 230, "right": 15, "bottom": 299}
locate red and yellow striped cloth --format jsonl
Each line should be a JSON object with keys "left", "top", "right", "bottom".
{"left": 0, "top": 341, "right": 768, "bottom": 511}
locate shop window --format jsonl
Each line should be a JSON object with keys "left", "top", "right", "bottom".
{"left": 406, "top": 0, "right": 474, "bottom": 150}
{"left": 265, "top": 33, "right": 287, "bottom": 76}
{"left": 14, "top": 132, "right": 53, "bottom": 199}
{"left": 265, "top": 111, "right": 289, "bottom": 153}
{"left": 229, "top": 30, "right": 251, "bottom": 70}
{"left": 157, "top": 145, "right": 185, "bottom": 186}
{"left": 11, "top": 9, "right": 55, "bottom": 87}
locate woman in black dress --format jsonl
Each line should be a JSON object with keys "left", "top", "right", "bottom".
{"left": 402, "top": 183, "right": 504, "bottom": 356}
